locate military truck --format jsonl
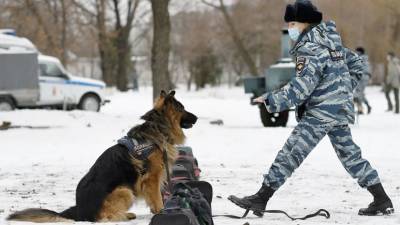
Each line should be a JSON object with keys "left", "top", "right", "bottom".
{"left": 243, "top": 30, "right": 295, "bottom": 127}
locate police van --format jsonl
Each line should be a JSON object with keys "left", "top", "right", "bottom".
{"left": 0, "top": 32, "right": 108, "bottom": 112}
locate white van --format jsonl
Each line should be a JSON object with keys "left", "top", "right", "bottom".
{"left": 0, "top": 33, "right": 108, "bottom": 112}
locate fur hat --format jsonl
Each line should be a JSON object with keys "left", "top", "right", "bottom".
{"left": 284, "top": 0, "right": 323, "bottom": 24}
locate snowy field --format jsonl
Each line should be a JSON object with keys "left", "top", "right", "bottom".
{"left": 0, "top": 86, "right": 399, "bottom": 225}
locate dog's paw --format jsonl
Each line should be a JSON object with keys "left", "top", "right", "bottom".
{"left": 126, "top": 212, "right": 136, "bottom": 220}
{"left": 151, "top": 207, "right": 162, "bottom": 214}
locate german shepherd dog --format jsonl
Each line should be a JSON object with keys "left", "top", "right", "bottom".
{"left": 7, "top": 90, "right": 197, "bottom": 222}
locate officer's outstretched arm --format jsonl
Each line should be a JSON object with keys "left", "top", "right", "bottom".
{"left": 263, "top": 55, "right": 322, "bottom": 113}
{"left": 344, "top": 48, "right": 364, "bottom": 90}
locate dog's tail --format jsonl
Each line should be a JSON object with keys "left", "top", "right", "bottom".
{"left": 7, "top": 206, "right": 76, "bottom": 223}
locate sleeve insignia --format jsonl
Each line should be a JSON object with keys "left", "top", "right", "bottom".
{"left": 329, "top": 50, "right": 344, "bottom": 61}
{"left": 296, "top": 57, "right": 307, "bottom": 75}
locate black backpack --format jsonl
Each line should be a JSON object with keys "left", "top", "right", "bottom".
{"left": 151, "top": 182, "right": 213, "bottom": 225}
{"left": 150, "top": 208, "right": 200, "bottom": 225}
{"left": 163, "top": 166, "right": 211, "bottom": 201}
{"left": 172, "top": 164, "right": 194, "bottom": 180}
{"left": 162, "top": 146, "right": 203, "bottom": 202}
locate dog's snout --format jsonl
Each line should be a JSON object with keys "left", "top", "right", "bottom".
{"left": 180, "top": 110, "right": 198, "bottom": 129}
{"left": 188, "top": 112, "right": 198, "bottom": 124}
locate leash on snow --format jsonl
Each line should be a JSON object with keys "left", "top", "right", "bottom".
{"left": 213, "top": 207, "right": 330, "bottom": 221}
{"left": 162, "top": 144, "right": 330, "bottom": 221}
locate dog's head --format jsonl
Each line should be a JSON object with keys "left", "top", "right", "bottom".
{"left": 142, "top": 90, "right": 197, "bottom": 129}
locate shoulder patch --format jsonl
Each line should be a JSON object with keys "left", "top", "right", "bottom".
{"left": 296, "top": 56, "right": 307, "bottom": 75}
{"left": 329, "top": 50, "right": 344, "bottom": 61}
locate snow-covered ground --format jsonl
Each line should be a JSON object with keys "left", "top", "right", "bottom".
{"left": 0, "top": 86, "right": 399, "bottom": 225}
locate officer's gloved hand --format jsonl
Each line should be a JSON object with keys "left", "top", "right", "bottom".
{"left": 253, "top": 95, "right": 270, "bottom": 105}
{"left": 253, "top": 96, "right": 265, "bottom": 104}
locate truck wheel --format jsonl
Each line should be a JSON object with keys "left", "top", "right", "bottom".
{"left": 259, "top": 105, "right": 289, "bottom": 127}
{"left": 0, "top": 97, "right": 15, "bottom": 111}
{"left": 78, "top": 94, "right": 100, "bottom": 112}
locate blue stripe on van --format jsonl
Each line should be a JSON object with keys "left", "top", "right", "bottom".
{"left": 39, "top": 79, "right": 104, "bottom": 88}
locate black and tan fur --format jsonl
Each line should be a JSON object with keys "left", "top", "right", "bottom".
{"left": 7, "top": 90, "right": 197, "bottom": 222}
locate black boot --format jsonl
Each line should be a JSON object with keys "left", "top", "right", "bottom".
{"left": 359, "top": 183, "right": 394, "bottom": 216}
{"left": 366, "top": 105, "right": 372, "bottom": 114}
{"left": 228, "top": 184, "right": 275, "bottom": 217}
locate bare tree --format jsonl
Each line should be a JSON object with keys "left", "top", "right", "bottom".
{"left": 75, "top": 0, "right": 118, "bottom": 86}
{"left": 96, "top": 0, "right": 115, "bottom": 85}
{"left": 150, "top": 0, "right": 173, "bottom": 100}
{"left": 72, "top": 0, "right": 141, "bottom": 90}
{"left": 112, "top": 0, "right": 141, "bottom": 91}
{"left": 3, "top": 0, "right": 400, "bottom": 88}
{"left": 23, "top": 0, "right": 69, "bottom": 64}
{"left": 201, "top": 0, "right": 259, "bottom": 76}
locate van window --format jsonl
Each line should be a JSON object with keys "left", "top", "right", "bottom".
{"left": 39, "top": 61, "right": 64, "bottom": 77}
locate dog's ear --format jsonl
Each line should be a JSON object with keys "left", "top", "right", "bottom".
{"left": 154, "top": 91, "right": 166, "bottom": 110}
{"left": 141, "top": 109, "right": 157, "bottom": 121}
{"left": 168, "top": 90, "right": 175, "bottom": 97}
{"left": 160, "top": 90, "right": 167, "bottom": 98}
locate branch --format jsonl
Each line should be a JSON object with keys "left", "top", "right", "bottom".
{"left": 131, "top": 25, "right": 151, "bottom": 48}
{"left": 136, "top": 8, "right": 151, "bottom": 22}
{"left": 71, "top": 0, "right": 96, "bottom": 17}
{"left": 217, "top": 0, "right": 231, "bottom": 17}
{"left": 112, "top": 0, "right": 122, "bottom": 29}
{"left": 203, "top": 0, "right": 259, "bottom": 76}
{"left": 201, "top": 0, "right": 222, "bottom": 10}
{"left": 127, "top": 0, "right": 133, "bottom": 21}
{"left": 126, "top": 0, "right": 141, "bottom": 28}
{"left": 44, "top": 0, "right": 53, "bottom": 15}
{"left": 24, "top": 0, "right": 57, "bottom": 49}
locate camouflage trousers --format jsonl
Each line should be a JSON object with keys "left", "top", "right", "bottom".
{"left": 263, "top": 116, "right": 380, "bottom": 190}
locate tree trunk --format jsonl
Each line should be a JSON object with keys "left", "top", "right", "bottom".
{"left": 115, "top": 29, "right": 130, "bottom": 91}
{"left": 96, "top": 0, "right": 115, "bottom": 86}
{"left": 60, "top": 0, "right": 68, "bottom": 65}
{"left": 113, "top": 0, "right": 140, "bottom": 92}
{"left": 150, "top": 0, "right": 173, "bottom": 100}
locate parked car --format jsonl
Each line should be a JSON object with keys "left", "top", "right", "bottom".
{"left": 37, "top": 55, "right": 108, "bottom": 111}
{"left": 0, "top": 33, "right": 108, "bottom": 112}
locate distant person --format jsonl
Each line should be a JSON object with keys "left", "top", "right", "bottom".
{"left": 354, "top": 47, "right": 372, "bottom": 114}
{"left": 229, "top": 0, "right": 394, "bottom": 217}
{"left": 385, "top": 52, "right": 400, "bottom": 114}
{"left": 131, "top": 67, "right": 139, "bottom": 91}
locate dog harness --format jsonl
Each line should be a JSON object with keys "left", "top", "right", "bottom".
{"left": 118, "top": 136, "right": 156, "bottom": 175}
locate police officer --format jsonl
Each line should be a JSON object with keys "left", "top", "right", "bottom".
{"left": 354, "top": 47, "right": 372, "bottom": 114}
{"left": 229, "top": 0, "right": 393, "bottom": 217}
